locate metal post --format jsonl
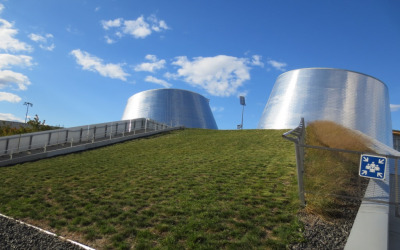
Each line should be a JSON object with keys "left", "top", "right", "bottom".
{"left": 295, "top": 142, "right": 306, "bottom": 206}
{"left": 145, "top": 119, "right": 148, "bottom": 133}
{"left": 282, "top": 117, "right": 306, "bottom": 206}
{"left": 48, "top": 132, "right": 52, "bottom": 146}
{"left": 240, "top": 96, "right": 246, "bottom": 129}
{"left": 17, "top": 134, "right": 21, "bottom": 153}
{"left": 29, "top": 135, "right": 33, "bottom": 150}
{"left": 396, "top": 159, "right": 399, "bottom": 217}
{"left": 105, "top": 125, "right": 108, "bottom": 139}
{"left": 70, "top": 138, "right": 73, "bottom": 147}
{"left": 65, "top": 130, "right": 69, "bottom": 144}
{"left": 4, "top": 138, "right": 9, "bottom": 155}
{"left": 241, "top": 105, "right": 244, "bottom": 129}
{"left": 298, "top": 117, "right": 306, "bottom": 206}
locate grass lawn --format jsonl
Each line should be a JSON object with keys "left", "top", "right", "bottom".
{"left": 0, "top": 129, "right": 303, "bottom": 249}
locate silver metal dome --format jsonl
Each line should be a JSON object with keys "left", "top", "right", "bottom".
{"left": 122, "top": 89, "right": 218, "bottom": 129}
{"left": 258, "top": 68, "right": 393, "bottom": 146}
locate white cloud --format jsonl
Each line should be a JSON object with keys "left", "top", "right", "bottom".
{"left": 70, "top": 49, "right": 129, "bottom": 81}
{"left": 0, "top": 54, "right": 33, "bottom": 69}
{"left": 101, "top": 18, "right": 122, "bottom": 30}
{"left": 391, "top": 104, "right": 400, "bottom": 112}
{"left": 0, "top": 70, "right": 31, "bottom": 90}
{"left": 211, "top": 106, "right": 224, "bottom": 112}
{"left": 40, "top": 43, "right": 55, "bottom": 51}
{"left": 167, "top": 55, "right": 250, "bottom": 97}
{"left": 101, "top": 15, "right": 169, "bottom": 42}
{"left": 237, "top": 91, "right": 248, "bottom": 98}
{"left": 267, "top": 59, "right": 287, "bottom": 71}
{"left": 0, "top": 113, "right": 24, "bottom": 122}
{"left": 0, "top": 91, "right": 21, "bottom": 103}
{"left": 28, "top": 33, "right": 47, "bottom": 43}
{"left": 148, "top": 15, "right": 170, "bottom": 32}
{"left": 104, "top": 36, "right": 115, "bottom": 44}
{"left": 145, "top": 76, "right": 171, "bottom": 88}
{"left": 29, "top": 33, "right": 55, "bottom": 51}
{"left": 134, "top": 54, "right": 166, "bottom": 72}
{"left": 0, "top": 19, "right": 32, "bottom": 52}
{"left": 251, "top": 55, "right": 264, "bottom": 67}
{"left": 0, "top": 3, "right": 4, "bottom": 14}
{"left": 123, "top": 16, "right": 151, "bottom": 39}
{"left": 95, "top": 6, "right": 101, "bottom": 12}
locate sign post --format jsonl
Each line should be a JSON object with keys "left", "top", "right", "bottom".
{"left": 359, "top": 154, "right": 387, "bottom": 180}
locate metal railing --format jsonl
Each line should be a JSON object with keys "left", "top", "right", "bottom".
{"left": 282, "top": 118, "right": 400, "bottom": 214}
{"left": 0, "top": 118, "right": 169, "bottom": 162}
{"left": 282, "top": 117, "right": 306, "bottom": 206}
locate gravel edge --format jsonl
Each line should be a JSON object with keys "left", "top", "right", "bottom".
{"left": 0, "top": 215, "right": 89, "bottom": 250}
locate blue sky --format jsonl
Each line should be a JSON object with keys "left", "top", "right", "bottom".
{"left": 0, "top": 0, "right": 399, "bottom": 130}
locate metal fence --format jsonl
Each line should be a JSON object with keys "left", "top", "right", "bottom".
{"left": 283, "top": 118, "right": 400, "bottom": 217}
{"left": 0, "top": 118, "right": 169, "bottom": 161}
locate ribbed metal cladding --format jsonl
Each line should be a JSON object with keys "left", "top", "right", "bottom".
{"left": 122, "top": 89, "right": 218, "bottom": 129}
{"left": 258, "top": 68, "right": 393, "bottom": 146}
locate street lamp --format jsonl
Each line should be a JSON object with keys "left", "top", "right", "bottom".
{"left": 238, "top": 96, "right": 246, "bottom": 129}
{"left": 23, "top": 102, "right": 33, "bottom": 123}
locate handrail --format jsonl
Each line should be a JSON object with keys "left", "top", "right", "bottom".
{"left": 0, "top": 118, "right": 169, "bottom": 159}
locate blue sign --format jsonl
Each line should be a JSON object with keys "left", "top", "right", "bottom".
{"left": 359, "top": 154, "right": 387, "bottom": 180}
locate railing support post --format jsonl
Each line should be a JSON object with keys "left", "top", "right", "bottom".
{"left": 294, "top": 142, "right": 306, "bottom": 206}
{"left": 4, "top": 138, "right": 9, "bottom": 155}
{"left": 282, "top": 117, "right": 306, "bottom": 207}
{"left": 396, "top": 159, "right": 399, "bottom": 217}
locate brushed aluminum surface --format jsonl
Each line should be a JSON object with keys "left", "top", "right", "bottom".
{"left": 258, "top": 68, "right": 393, "bottom": 146}
{"left": 122, "top": 89, "right": 218, "bottom": 129}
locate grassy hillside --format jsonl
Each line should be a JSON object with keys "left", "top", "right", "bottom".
{"left": 0, "top": 129, "right": 303, "bottom": 249}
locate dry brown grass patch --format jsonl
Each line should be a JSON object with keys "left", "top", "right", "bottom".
{"left": 304, "top": 120, "right": 373, "bottom": 220}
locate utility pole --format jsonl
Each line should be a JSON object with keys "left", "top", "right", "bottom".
{"left": 23, "top": 102, "right": 33, "bottom": 123}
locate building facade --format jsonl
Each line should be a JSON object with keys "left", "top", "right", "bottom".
{"left": 258, "top": 68, "right": 393, "bottom": 146}
{"left": 122, "top": 89, "right": 218, "bottom": 129}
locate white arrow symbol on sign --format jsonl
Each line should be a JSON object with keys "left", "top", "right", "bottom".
{"left": 377, "top": 173, "right": 383, "bottom": 178}
{"left": 363, "top": 157, "right": 369, "bottom": 162}
{"left": 379, "top": 159, "right": 385, "bottom": 164}
{"left": 362, "top": 170, "right": 367, "bottom": 175}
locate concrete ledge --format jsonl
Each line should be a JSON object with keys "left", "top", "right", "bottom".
{"left": 345, "top": 192, "right": 389, "bottom": 249}
{"left": 0, "top": 127, "right": 183, "bottom": 167}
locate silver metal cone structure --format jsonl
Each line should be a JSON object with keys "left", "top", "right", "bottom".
{"left": 258, "top": 68, "right": 393, "bottom": 146}
{"left": 122, "top": 89, "right": 218, "bottom": 129}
